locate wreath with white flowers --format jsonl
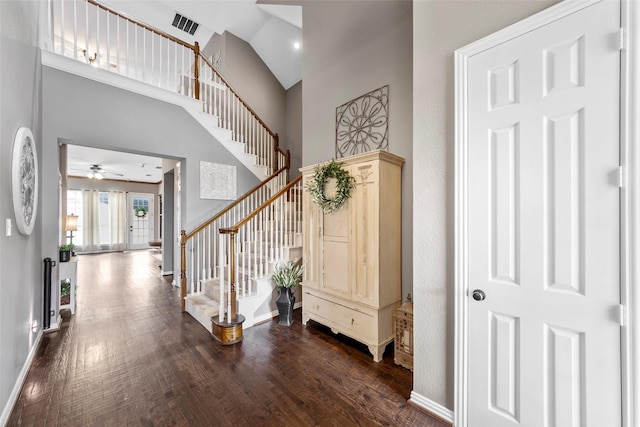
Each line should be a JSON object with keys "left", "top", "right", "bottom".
{"left": 306, "top": 160, "right": 355, "bottom": 214}
{"left": 134, "top": 207, "right": 148, "bottom": 218}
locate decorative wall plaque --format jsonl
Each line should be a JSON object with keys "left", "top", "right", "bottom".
{"left": 335, "top": 85, "right": 389, "bottom": 158}
{"left": 12, "top": 127, "right": 38, "bottom": 235}
{"left": 200, "top": 161, "right": 237, "bottom": 200}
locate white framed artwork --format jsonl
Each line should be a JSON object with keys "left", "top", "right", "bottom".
{"left": 12, "top": 127, "right": 38, "bottom": 235}
{"left": 200, "top": 161, "right": 237, "bottom": 200}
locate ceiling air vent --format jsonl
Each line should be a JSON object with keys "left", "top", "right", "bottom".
{"left": 172, "top": 13, "right": 199, "bottom": 36}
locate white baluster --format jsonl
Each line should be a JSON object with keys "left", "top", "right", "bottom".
{"left": 218, "top": 234, "right": 225, "bottom": 317}
{"left": 115, "top": 15, "right": 121, "bottom": 72}
{"left": 190, "top": 241, "right": 195, "bottom": 294}
{"left": 251, "top": 217, "right": 257, "bottom": 291}
{"left": 50, "top": 0, "right": 55, "bottom": 54}
{"left": 166, "top": 37, "right": 170, "bottom": 90}
{"left": 241, "top": 229, "right": 247, "bottom": 296}
{"left": 105, "top": 11, "right": 110, "bottom": 70}
{"left": 59, "top": 0, "right": 65, "bottom": 56}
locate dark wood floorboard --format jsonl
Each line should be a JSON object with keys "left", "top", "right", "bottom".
{"left": 7, "top": 251, "right": 447, "bottom": 427}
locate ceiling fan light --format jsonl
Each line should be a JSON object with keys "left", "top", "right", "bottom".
{"left": 95, "top": 172, "right": 104, "bottom": 180}
{"left": 87, "top": 172, "right": 94, "bottom": 179}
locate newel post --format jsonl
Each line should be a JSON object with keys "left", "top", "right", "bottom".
{"left": 229, "top": 232, "right": 237, "bottom": 320}
{"left": 180, "top": 230, "right": 187, "bottom": 311}
{"left": 285, "top": 149, "right": 291, "bottom": 183}
{"left": 193, "top": 42, "right": 200, "bottom": 100}
{"left": 274, "top": 133, "right": 280, "bottom": 170}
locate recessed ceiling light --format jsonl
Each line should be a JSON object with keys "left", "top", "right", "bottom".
{"left": 293, "top": 42, "right": 301, "bottom": 50}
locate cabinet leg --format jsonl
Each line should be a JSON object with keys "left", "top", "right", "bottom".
{"left": 368, "top": 344, "right": 384, "bottom": 363}
{"left": 302, "top": 313, "right": 309, "bottom": 326}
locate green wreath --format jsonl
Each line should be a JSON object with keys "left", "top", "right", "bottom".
{"left": 134, "top": 207, "right": 148, "bottom": 218}
{"left": 306, "top": 160, "right": 355, "bottom": 214}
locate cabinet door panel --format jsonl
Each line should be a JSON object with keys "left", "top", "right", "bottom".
{"left": 351, "top": 161, "right": 379, "bottom": 305}
{"left": 321, "top": 194, "right": 351, "bottom": 296}
{"left": 322, "top": 239, "right": 350, "bottom": 295}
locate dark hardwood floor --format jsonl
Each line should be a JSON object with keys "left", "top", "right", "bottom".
{"left": 8, "top": 251, "right": 447, "bottom": 426}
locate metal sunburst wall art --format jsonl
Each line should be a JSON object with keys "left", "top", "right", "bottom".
{"left": 335, "top": 85, "right": 389, "bottom": 158}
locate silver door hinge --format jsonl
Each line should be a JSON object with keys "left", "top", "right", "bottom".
{"left": 619, "top": 28, "right": 626, "bottom": 51}
{"left": 617, "top": 304, "right": 626, "bottom": 327}
{"left": 618, "top": 166, "right": 625, "bottom": 188}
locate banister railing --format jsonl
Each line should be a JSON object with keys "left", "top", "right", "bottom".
{"left": 50, "top": 0, "right": 301, "bottom": 326}
{"left": 180, "top": 166, "right": 289, "bottom": 310}
{"left": 49, "top": 0, "right": 288, "bottom": 174}
{"left": 217, "top": 176, "right": 303, "bottom": 323}
{"left": 196, "top": 53, "right": 288, "bottom": 172}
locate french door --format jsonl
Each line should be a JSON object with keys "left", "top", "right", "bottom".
{"left": 128, "top": 192, "right": 154, "bottom": 250}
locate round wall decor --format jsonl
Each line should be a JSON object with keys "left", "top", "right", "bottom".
{"left": 12, "top": 127, "right": 38, "bottom": 235}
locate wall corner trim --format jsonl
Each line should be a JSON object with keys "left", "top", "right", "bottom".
{"left": 1, "top": 330, "right": 43, "bottom": 425}
{"left": 409, "top": 391, "right": 454, "bottom": 425}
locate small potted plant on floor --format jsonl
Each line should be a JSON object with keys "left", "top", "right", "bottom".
{"left": 59, "top": 243, "right": 74, "bottom": 262}
{"left": 60, "top": 279, "right": 71, "bottom": 305}
{"left": 272, "top": 259, "right": 304, "bottom": 326}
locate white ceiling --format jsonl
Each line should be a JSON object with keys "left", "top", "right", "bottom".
{"left": 67, "top": 1, "right": 302, "bottom": 183}
{"left": 67, "top": 145, "right": 164, "bottom": 184}
{"left": 101, "top": 0, "right": 302, "bottom": 89}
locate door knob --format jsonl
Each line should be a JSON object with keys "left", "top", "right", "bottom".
{"left": 472, "top": 289, "right": 486, "bottom": 301}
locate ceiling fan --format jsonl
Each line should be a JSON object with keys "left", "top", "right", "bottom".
{"left": 69, "top": 164, "right": 124, "bottom": 180}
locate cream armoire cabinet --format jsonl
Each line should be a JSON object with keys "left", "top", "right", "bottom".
{"left": 301, "top": 150, "right": 404, "bottom": 362}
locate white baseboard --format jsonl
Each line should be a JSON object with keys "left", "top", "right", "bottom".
{"left": 47, "top": 313, "right": 62, "bottom": 332}
{"left": 1, "top": 330, "right": 43, "bottom": 425}
{"left": 409, "top": 391, "right": 454, "bottom": 425}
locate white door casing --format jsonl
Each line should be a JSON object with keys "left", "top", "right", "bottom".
{"left": 128, "top": 192, "right": 154, "bottom": 250}
{"left": 455, "top": 1, "right": 627, "bottom": 426}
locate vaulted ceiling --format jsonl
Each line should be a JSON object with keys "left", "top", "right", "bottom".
{"left": 101, "top": 0, "right": 302, "bottom": 89}
{"left": 67, "top": 1, "right": 302, "bottom": 183}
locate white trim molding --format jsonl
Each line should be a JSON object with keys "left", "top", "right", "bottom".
{"left": 454, "top": 1, "right": 636, "bottom": 426}
{"left": 409, "top": 391, "right": 454, "bottom": 425}
{"left": 621, "top": 1, "right": 640, "bottom": 425}
{"left": 0, "top": 330, "right": 43, "bottom": 425}
{"left": 41, "top": 50, "right": 203, "bottom": 112}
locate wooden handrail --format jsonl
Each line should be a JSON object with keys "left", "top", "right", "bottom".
{"left": 194, "top": 42, "right": 200, "bottom": 100}
{"left": 197, "top": 53, "right": 289, "bottom": 165}
{"left": 87, "top": 0, "right": 196, "bottom": 50}
{"left": 198, "top": 53, "right": 277, "bottom": 138}
{"left": 220, "top": 175, "right": 302, "bottom": 235}
{"left": 218, "top": 175, "right": 302, "bottom": 322}
{"left": 184, "top": 166, "right": 288, "bottom": 240}
{"left": 66, "top": 0, "right": 285, "bottom": 165}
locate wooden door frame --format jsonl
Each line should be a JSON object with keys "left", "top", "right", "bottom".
{"left": 453, "top": 1, "right": 639, "bottom": 426}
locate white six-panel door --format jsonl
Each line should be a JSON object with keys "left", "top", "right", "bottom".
{"left": 464, "top": 1, "right": 621, "bottom": 425}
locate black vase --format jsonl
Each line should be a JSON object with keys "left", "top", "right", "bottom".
{"left": 276, "top": 287, "right": 295, "bottom": 326}
{"left": 59, "top": 250, "right": 71, "bottom": 263}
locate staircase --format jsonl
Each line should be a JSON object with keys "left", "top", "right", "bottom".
{"left": 182, "top": 175, "right": 303, "bottom": 332}
{"left": 48, "top": 0, "right": 286, "bottom": 180}
{"left": 48, "top": 0, "right": 305, "bottom": 334}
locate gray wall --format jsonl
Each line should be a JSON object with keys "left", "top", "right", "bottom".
{"left": 202, "top": 32, "right": 290, "bottom": 151}
{"left": 301, "top": 0, "right": 413, "bottom": 299}
{"left": 42, "top": 66, "right": 260, "bottom": 234}
{"left": 412, "top": 0, "right": 559, "bottom": 409}
{"left": 0, "top": 1, "right": 44, "bottom": 422}
{"left": 285, "top": 81, "right": 302, "bottom": 177}
{"left": 162, "top": 170, "right": 175, "bottom": 274}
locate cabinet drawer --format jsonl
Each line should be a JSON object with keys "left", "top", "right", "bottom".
{"left": 303, "top": 292, "right": 374, "bottom": 341}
